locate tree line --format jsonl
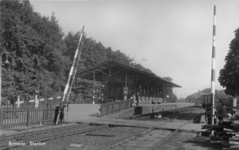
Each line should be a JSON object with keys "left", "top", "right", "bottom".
{"left": 186, "top": 88, "right": 233, "bottom": 104}
{"left": 0, "top": 0, "right": 159, "bottom": 104}
{"left": 6, "top": 0, "right": 239, "bottom": 104}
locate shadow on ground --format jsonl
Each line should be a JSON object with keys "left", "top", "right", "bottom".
{"left": 184, "top": 136, "right": 222, "bottom": 150}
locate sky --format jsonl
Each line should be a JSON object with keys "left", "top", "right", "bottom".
{"left": 30, "top": 0, "right": 239, "bottom": 98}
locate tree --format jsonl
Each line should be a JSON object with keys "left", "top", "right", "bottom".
{"left": 167, "top": 92, "right": 177, "bottom": 103}
{"left": 0, "top": 0, "right": 159, "bottom": 104}
{"left": 185, "top": 88, "right": 230, "bottom": 104}
{"left": 163, "top": 77, "right": 173, "bottom": 82}
{"left": 219, "top": 28, "right": 239, "bottom": 97}
{"left": 0, "top": 0, "right": 67, "bottom": 103}
{"left": 131, "top": 63, "right": 153, "bottom": 73}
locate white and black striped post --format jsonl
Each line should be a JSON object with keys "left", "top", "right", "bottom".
{"left": 66, "top": 35, "right": 86, "bottom": 103}
{"left": 62, "top": 26, "right": 84, "bottom": 104}
{"left": 211, "top": 6, "right": 216, "bottom": 125}
{"left": 55, "top": 26, "right": 85, "bottom": 125}
{"left": 93, "top": 70, "right": 95, "bottom": 104}
{"left": 124, "top": 71, "right": 128, "bottom": 100}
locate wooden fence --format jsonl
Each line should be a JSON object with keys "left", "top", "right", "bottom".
{"left": 99, "top": 99, "right": 133, "bottom": 116}
{"left": 0, "top": 106, "right": 55, "bottom": 129}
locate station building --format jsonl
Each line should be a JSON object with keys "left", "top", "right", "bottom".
{"left": 77, "top": 60, "right": 181, "bottom": 105}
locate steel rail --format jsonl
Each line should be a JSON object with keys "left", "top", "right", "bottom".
{"left": 174, "top": 113, "right": 202, "bottom": 121}
{"left": 147, "top": 129, "right": 178, "bottom": 150}
{"left": 191, "top": 113, "right": 203, "bottom": 122}
{"left": 0, "top": 124, "right": 108, "bottom": 150}
{"left": 97, "top": 128, "right": 152, "bottom": 150}
{"left": 97, "top": 112, "right": 202, "bottom": 150}
{"left": 147, "top": 113, "right": 202, "bottom": 150}
{"left": 0, "top": 124, "right": 82, "bottom": 141}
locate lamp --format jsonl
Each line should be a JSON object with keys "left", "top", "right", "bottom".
{"left": 0, "top": 52, "right": 11, "bottom": 106}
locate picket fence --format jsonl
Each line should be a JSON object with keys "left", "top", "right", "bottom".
{"left": 0, "top": 106, "right": 55, "bottom": 129}
{"left": 0, "top": 95, "right": 63, "bottom": 129}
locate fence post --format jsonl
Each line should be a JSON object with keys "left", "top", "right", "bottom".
{"left": 26, "top": 108, "right": 30, "bottom": 126}
{"left": 34, "top": 94, "right": 39, "bottom": 108}
{"left": 42, "top": 108, "right": 45, "bottom": 124}
{"left": 106, "top": 105, "right": 108, "bottom": 115}
{"left": 45, "top": 96, "right": 48, "bottom": 108}
{"left": 99, "top": 105, "right": 101, "bottom": 116}
{"left": 119, "top": 102, "right": 121, "bottom": 111}
{"left": 0, "top": 109, "right": 3, "bottom": 129}
{"left": 16, "top": 96, "right": 20, "bottom": 108}
{"left": 112, "top": 104, "right": 114, "bottom": 114}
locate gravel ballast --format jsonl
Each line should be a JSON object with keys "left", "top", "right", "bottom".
{"left": 12, "top": 126, "right": 147, "bottom": 150}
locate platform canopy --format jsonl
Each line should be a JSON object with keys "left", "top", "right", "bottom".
{"left": 76, "top": 60, "right": 181, "bottom": 88}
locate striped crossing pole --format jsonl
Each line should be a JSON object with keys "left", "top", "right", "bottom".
{"left": 56, "top": 26, "right": 85, "bottom": 125}
{"left": 62, "top": 26, "right": 85, "bottom": 104}
{"left": 66, "top": 31, "right": 86, "bottom": 103}
{"left": 124, "top": 71, "right": 128, "bottom": 100}
{"left": 65, "top": 38, "right": 85, "bottom": 104}
{"left": 93, "top": 70, "right": 95, "bottom": 104}
{"left": 211, "top": 6, "right": 216, "bottom": 125}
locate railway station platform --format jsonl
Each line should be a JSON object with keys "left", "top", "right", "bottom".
{"left": 65, "top": 103, "right": 203, "bottom": 132}
{"left": 65, "top": 103, "right": 194, "bottom": 121}
{"left": 65, "top": 115, "right": 203, "bottom": 132}
{"left": 133, "top": 103, "right": 194, "bottom": 115}
{"left": 0, "top": 103, "right": 203, "bottom": 137}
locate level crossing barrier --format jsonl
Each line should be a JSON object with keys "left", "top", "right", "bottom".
{"left": 15, "top": 95, "right": 62, "bottom": 108}
{"left": 99, "top": 99, "right": 134, "bottom": 116}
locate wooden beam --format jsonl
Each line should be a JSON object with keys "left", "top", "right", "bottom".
{"left": 96, "top": 69, "right": 110, "bottom": 76}
{"left": 111, "top": 69, "right": 124, "bottom": 76}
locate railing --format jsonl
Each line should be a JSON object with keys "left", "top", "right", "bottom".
{"left": 99, "top": 99, "right": 133, "bottom": 116}
{"left": 0, "top": 106, "right": 55, "bottom": 129}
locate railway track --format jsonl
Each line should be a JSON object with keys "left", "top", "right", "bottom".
{"left": 133, "top": 108, "right": 202, "bottom": 123}
{"left": 164, "top": 112, "right": 202, "bottom": 121}
{"left": 147, "top": 113, "right": 201, "bottom": 150}
{"left": 101, "top": 113, "right": 202, "bottom": 150}
{"left": 98, "top": 108, "right": 202, "bottom": 150}
{"left": 0, "top": 107, "right": 203, "bottom": 150}
{"left": 0, "top": 123, "right": 108, "bottom": 150}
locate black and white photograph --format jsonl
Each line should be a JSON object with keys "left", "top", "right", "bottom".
{"left": 0, "top": 0, "right": 239, "bottom": 149}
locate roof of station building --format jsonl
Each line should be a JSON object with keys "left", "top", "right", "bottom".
{"left": 76, "top": 60, "right": 181, "bottom": 88}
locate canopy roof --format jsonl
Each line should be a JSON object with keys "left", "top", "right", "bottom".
{"left": 76, "top": 60, "right": 181, "bottom": 88}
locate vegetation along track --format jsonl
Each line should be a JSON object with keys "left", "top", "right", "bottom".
{"left": 0, "top": 123, "right": 108, "bottom": 150}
